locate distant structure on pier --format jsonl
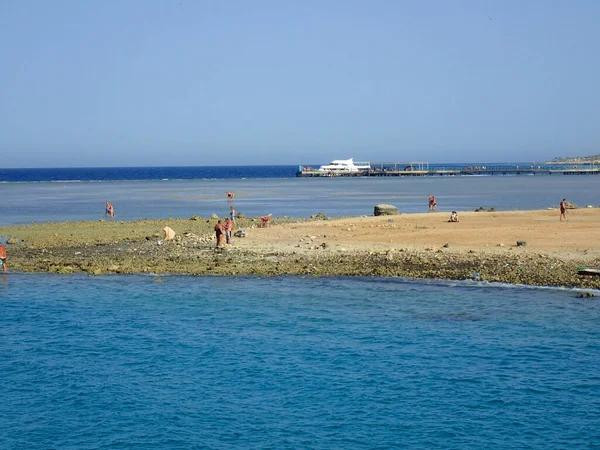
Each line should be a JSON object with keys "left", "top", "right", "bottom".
{"left": 297, "top": 159, "right": 600, "bottom": 177}
{"left": 546, "top": 154, "right": 600, "bottom": 165}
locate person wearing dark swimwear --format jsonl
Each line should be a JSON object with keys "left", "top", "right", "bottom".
{"left": 560, "top": 199, "right": 567, "bottom": 221}
{"left": 428, "top": 195, "right": 437, "bottom": 211}
{"left": 226, "top": 192, "right": 235, "bottom": 200}
{"left": 214, "top": 220, "right": 224, "bottom": 247}
{"left": 0, "top": 243, "right": 7, "bottom": 273}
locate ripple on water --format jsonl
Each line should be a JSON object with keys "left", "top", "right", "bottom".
{"left": 0, "top": 274, "right": 599, "bottom": 448}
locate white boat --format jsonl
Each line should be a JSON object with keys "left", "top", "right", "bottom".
{"left": 318, "top": 158, "right": 370, "bottom": 172}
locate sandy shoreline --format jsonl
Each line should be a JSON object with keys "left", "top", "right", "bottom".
{"left": 1, "top": 209, "right": 599, "bottom": 289}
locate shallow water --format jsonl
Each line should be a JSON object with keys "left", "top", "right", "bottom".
{"left": 1, "top": 175, "right": 599, "bottom": 224}
{"left": 1, "top": 274, "right": 599, "bottom": 448}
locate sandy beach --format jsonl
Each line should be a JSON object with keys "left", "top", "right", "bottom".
{"left": 1, "top": 208, "right": 599, "bottom": 289}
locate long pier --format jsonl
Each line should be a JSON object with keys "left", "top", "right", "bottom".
{"left": 297, "top": 162, "right": 600, "bottom": 177}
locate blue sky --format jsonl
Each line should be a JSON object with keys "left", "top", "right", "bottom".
{"left": 1, "top": 0, "right": 599, "bottom": 167}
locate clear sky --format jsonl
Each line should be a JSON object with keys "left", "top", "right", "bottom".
{"left": 1, "top": 0, "right": 599, "bottom": 167}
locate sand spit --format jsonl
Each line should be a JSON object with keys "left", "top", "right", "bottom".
{"left": 1, "top": 209, "right": 600, "bottom": 289}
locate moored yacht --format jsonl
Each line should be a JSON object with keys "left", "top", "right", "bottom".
{"left": 318, "top": 158, "right": 370, "bottom": 172}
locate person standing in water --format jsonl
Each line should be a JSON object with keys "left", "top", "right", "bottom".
{"left": 105, "top": 201, "right": 114, "bottom": 218}
{"left": 428, "top": 195, "right": 437, "bottom": 211}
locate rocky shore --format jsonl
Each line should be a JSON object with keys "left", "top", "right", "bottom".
{"left": 1, "top": 210, "right": 600, "bottom": 289}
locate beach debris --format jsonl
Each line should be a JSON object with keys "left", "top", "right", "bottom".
{"left": 310, "top": 212, "right": 328, "bottom": 220}
{"left": 578, "top": 267, "right": 600, "bottom": 277}
{"left": 516, "top": 241, "right": 528, "bottom": 247}
{"left": 163, "top": 226, "right": 176, "bottom": 241}
{"left": 576, "top": 292, "right": 595, "bottom": 298}
{"left": 234, "top": 230, "right": 247, "bottom": 238}
{"left": 374, "top": 204, "right": 399, "bottom": 216}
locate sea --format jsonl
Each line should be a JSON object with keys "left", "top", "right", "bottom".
{"left": 1, "top": 165, "right": 599, "bottom": 448}
{"left": 1, "top": 165, "right": 599, "bottom": 224}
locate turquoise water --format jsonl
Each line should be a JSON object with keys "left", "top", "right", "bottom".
{"left": 1, "top": 274, "right": 599, "bottom": 448}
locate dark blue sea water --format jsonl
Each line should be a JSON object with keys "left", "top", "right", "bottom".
{"left": 1, "top": 165, "right": 599, "bottom": 224}
{"left": 0, "top": 166, "right": 298, "bottom": 183}
{"left": 0, "top": 163, "right": 590, "bottom": 183}
{"left": 1, "top": 274, "right": 599, "bottom": 448}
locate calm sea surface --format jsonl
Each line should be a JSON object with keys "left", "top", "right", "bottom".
{"left": 0, "top": 274, "right": 599, "bottom": 448}
{"left": 2, "top": 167, "right": 599, "bottom": 448}
{"left": 1, "top": 165, "right": 599, "bottom": 224}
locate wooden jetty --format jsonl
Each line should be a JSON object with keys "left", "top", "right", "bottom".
{"left": 296, "top": 162, "right": 600, "bottom": 177}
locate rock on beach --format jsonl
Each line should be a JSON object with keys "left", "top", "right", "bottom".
{"left": 374, "top": 204, "right": 399, "bottom": 216}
